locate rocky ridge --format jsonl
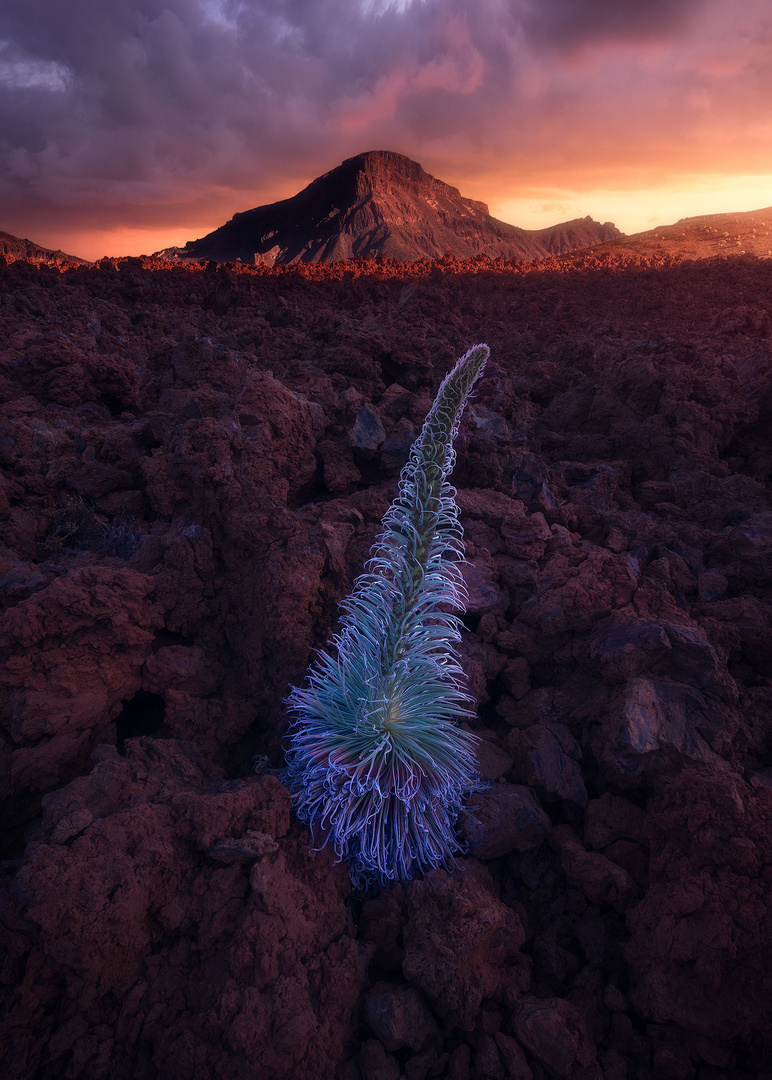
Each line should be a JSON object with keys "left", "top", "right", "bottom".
{"left": 0, "top": 251, "right": 771, "bottom": 1080}
{"left": 158, "top": 151, "right": 621, "bottom": 265}
{"left": 581, "top": 205, "right": 772, "bottom": 263}
{"left": 0, "top": 231, "right": 89, "bottom": 268}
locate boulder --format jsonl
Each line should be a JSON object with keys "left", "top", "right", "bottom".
{"left": 459, "top": 783, "right": 552, "bottom": 858}
{"left": 402, "top": 864, "right": 525, "bottom": 1030}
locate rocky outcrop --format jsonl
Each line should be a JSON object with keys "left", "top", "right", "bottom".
{"left": 1, "top": 251, "right": 771, "bottom": 1079}
{"left": 162, "top": 151, "right": 621, "bottom": 265}
{"left": 583, "top": 203, "right": 772, "bottom": 262}
{"left": 0, "top": 738, "right": 371, "bottom": 1080}
{"left": 0, "top": 230, "right": 89, "bottom": 267}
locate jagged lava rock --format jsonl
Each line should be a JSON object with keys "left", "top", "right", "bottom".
{"left": 0, "top": 251, "right": 771, "bottom": 1079}
{"left": 625, "top": 767, "right": 772, "bottom": 1066}
{"left": 459, "top": 783, "right": 552, "bottom": 858}
{"left": 402, "top": 862, "right": 526, "bottom": 1030}
{"left": 0, "top": 738, "right": 372, "bottom": 1080}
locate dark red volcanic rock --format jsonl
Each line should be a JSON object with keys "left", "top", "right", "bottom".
{"left": 1, "top": 738, "right": 371, "bottom": 1080}
{"left": 402, "top": 862, "right": 526, "bottom": 1030}
{"left": 625, "top": 767, "right": 772, "bottom": 1065}
{"left": 0, "top": 251, "right": 771, "bottom": 1079}
{"left": 159, "top": 151, "right": 621, "bottom": 264}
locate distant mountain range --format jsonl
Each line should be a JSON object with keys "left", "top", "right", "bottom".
{"left": 4, "top": 154, "right": 772, "bottom": 268}
{"left": 154, "top": 151, "right": 622, "bottom": 265}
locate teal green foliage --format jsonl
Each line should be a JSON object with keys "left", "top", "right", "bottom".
{"left": 283, "top": 344, "right": 490, "bottom": 888}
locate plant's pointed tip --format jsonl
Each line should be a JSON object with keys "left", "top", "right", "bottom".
{"left": 455, "top": 343, "right": 490, "bottom": 391}
{"left": 460, "top": 343, "right": 490, "bottom": 374}
{"left": 465, "top": 343, "right": 490, "bottom": 360}
{"left": 430, "top": 344, "right": 490, "bottom": 424}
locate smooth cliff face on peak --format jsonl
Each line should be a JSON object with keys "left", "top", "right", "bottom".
{"left": 160, "top": 151, "right": 621, "bottom": 265}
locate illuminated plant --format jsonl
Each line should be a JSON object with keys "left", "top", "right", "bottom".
{"left": 283, "top": 344, "right": 490, "bottom": 889}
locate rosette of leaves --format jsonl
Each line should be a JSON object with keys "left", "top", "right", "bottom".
{"left": 283, "top": 344, "right": 490, "bottom": 889}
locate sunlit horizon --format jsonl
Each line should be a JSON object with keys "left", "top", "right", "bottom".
{"left": 25, "top": 169, "right": 772, "bottom": 263}
{"left": 3, "top": 0, "right": 772, "bottom": 262}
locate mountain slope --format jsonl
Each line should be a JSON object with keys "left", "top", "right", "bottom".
{"left": 158, "top": 151, "right": 621, "bottom": 265}
{"left": 573, "top": 205, "right": 772, "bottom": 262}
{"left": 0, "top": 231, "right": 89, "bottom": 266}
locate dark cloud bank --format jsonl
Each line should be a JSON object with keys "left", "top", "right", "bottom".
{"left": 0, "top": 0, "right": 711, "bottom": 246}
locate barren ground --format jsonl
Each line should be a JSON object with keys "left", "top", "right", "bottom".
{"left": 1, "top": 250, "right": 771, "bottom": 1080}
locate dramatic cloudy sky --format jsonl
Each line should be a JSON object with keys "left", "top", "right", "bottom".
{"left": 1, "top": 0, "right": 771, "bottom": 259}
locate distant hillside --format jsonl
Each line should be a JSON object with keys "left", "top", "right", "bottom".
{"left": 0, "top": 231, "right": 89, "bottom": 267}
{"left": 156, "top": 151, "right": 621, "bottom": 265}
{"left": 575, "top": 205, "right": 772, "bottom": 262}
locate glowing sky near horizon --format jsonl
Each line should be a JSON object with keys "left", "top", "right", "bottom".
{"left": 1, "top": 0, "right": 771, "bottom": 261}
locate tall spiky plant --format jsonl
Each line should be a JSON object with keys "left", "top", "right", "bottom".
{"left": 283, "top": 344, "right": 490, "bottom": 889}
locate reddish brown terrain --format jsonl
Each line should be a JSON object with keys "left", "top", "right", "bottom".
{"left": 584, "top": 205, "right": 772, "bottom": 263}
{"left": 0, "top": 247, "right": 771, "bottom": 1080}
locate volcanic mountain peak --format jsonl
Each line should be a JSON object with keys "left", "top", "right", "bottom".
{"left": 321, "top": 149, "right": 490, "bottom": 214}
{"left": 160, "top": 151, "right": 622, "bottom": 265}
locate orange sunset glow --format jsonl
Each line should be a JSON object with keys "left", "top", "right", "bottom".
{"left": 1, "top": 0, "right": 771, "bottom": 260}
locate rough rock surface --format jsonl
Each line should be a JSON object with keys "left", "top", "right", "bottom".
{"left": 0, "top": 230, "right": 88, "bottom": 267}
{"left": 1, "top": 738, "right": 371, "bottom": 1080}
{"left": 586, "top": 204, "right": 772, "bottom": 263}
{"left": 1, "top": 250, "right": 771, "bottom": 1079}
